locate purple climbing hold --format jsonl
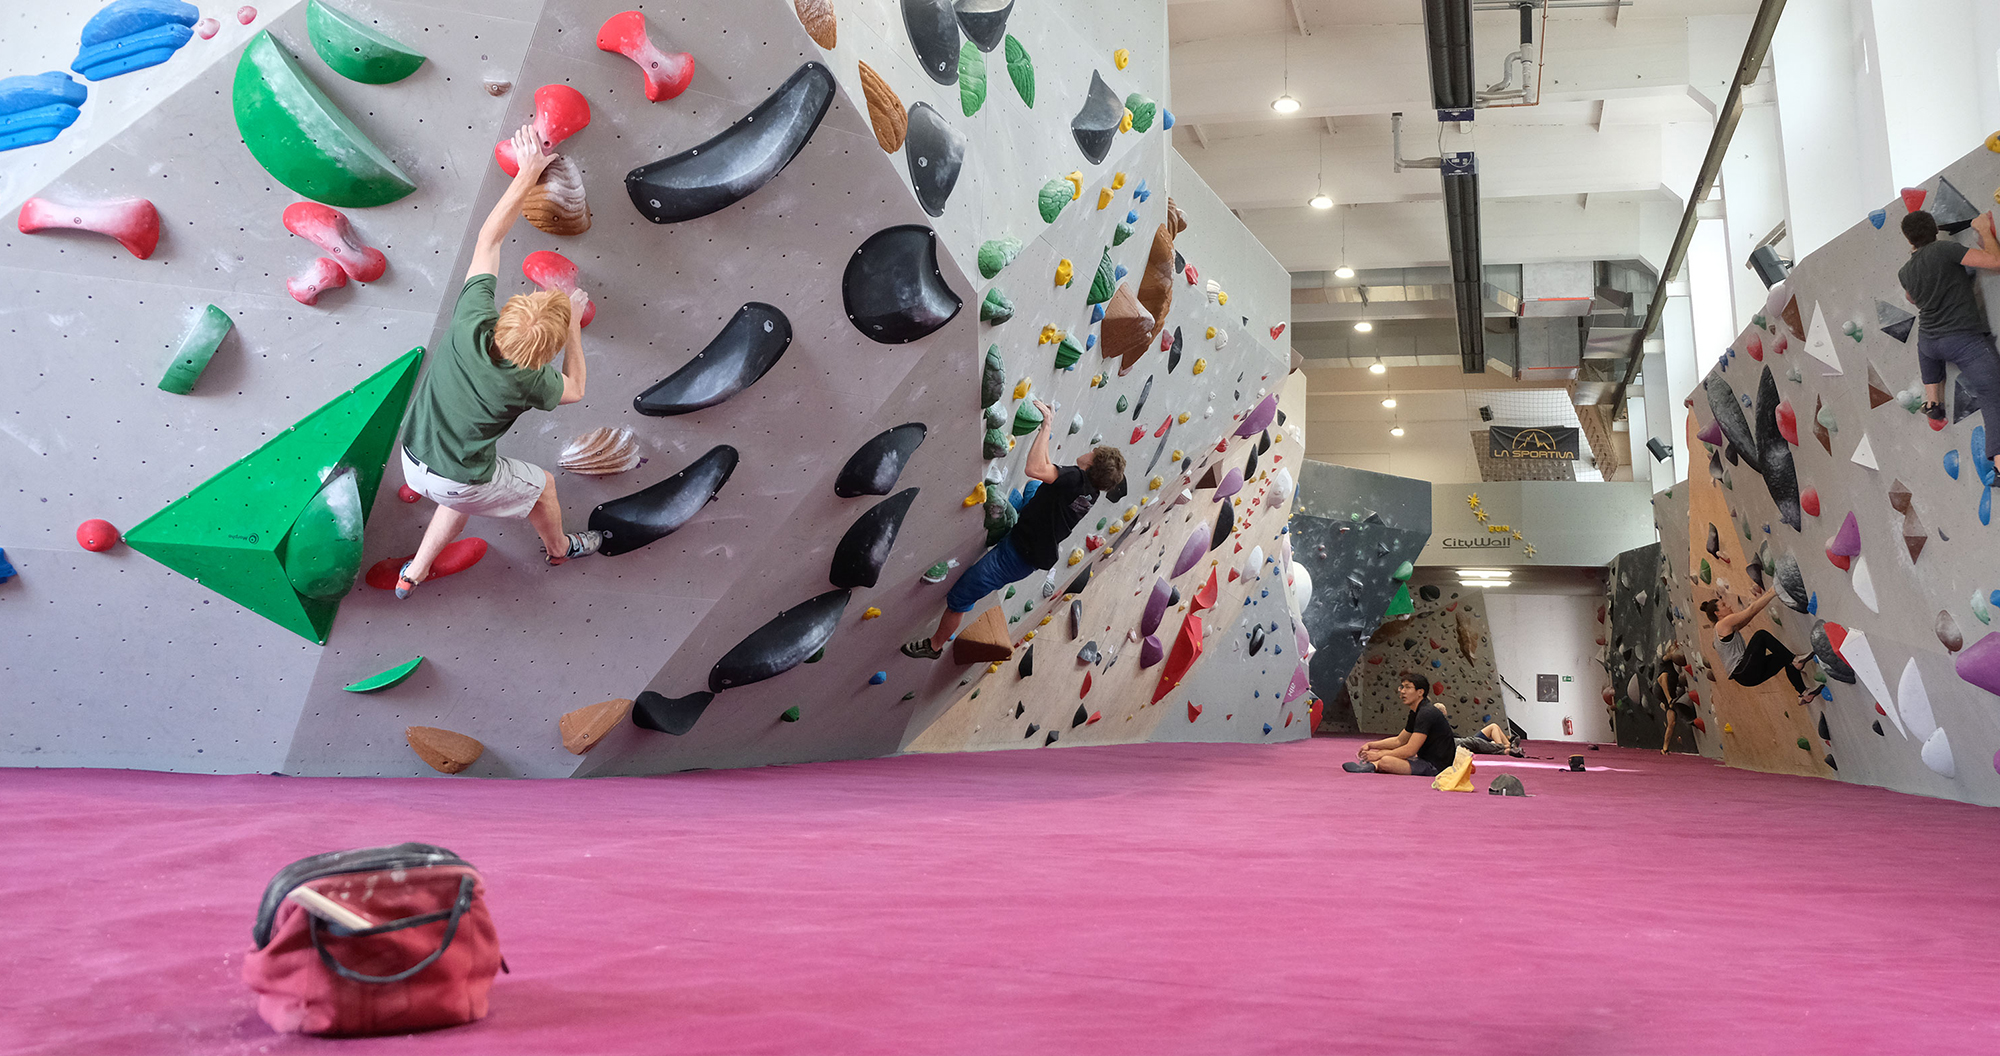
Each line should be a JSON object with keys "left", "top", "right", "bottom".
{"left": 1171, "top": 528, "right": 1206, "bottom": 577}
{"left": 1954, "top": 632, "right": 2000, "bottom": 695}
{"left": 1697, "top": 418, "right": 1724, "bottom": 447}
{"left": 1140, "top": 577, "right": 1170, "bottom": 636}
{"left": 1828, "top": 511, "right": 1861, "bottom": 557}
{"left": 1284, "top": 663, "right": 1312, "bottom": 703}
{"left": 1213, "top": 467, "right": 1244, "bottom": 502}
{"left": 1138, "top": 634, "right": 1163, "bottom": 668}
{"left": 1234, "top": 394, "right": 1278, "bottom": 438}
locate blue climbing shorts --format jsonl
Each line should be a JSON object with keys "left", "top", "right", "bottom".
{"left": 945, "top": 537, "right": 1035, "bottom": 613}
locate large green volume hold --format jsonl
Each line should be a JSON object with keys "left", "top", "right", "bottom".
{"left": 124, "top": 348, "right": 424, "bottom": 644}
{"left": 307, "top": 0, "right": 426, "bottom": 84}
{"left": 233, "top": 31, "right": 417, "bottom": 206}
{"left": 159, "top": 304, "right": 231, "bottom": 394}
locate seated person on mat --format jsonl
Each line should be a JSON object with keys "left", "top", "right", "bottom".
{"left": 1456, "top": 718, "right": 1525, "bottom": 757}
{"left": 1700, "top": 589, "right": 1816, "bottom": 707}
{"left": 1345, "top": 674, "right": 1457, "bottom": 776}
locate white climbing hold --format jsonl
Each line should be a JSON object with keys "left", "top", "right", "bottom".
{"left": 1850, "top": 433, "right": 1878, "bottom": 469}
{"left": 1851, "top": 554, "right": 1879, "bottom": 613}
{"left": 1842, "top": 629, "right": 1894, "bottom": 727}
{"left": 1920, "top": 727, "right": 1956, "bottom": 778}
{"left": 1896, "top": 657, "right": 1935, "bottom": 740}
{"left": 1267, "top": 466, "right": 1295, "bottom": 506}
{"left": 1803, "top": 302, "right": 1844, "bottom": 376}
{"left": 1291, "top": 563, "right": 1313, "bottom": 611}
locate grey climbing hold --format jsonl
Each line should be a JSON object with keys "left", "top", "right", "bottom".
{"left": 830, "top": 488, "right": 918, "bottom": 589}
{"left": 635, "top": 303, "right": 792, "bottom": 415}
{"left": 626, "top": 63, "right": 835, "bottom": 224}
{"left": 904, "top": 101, "right": 965, "bottom": 217}
{"left": 836, "top": 423, "right": 926, "bottom": 498}
{"left": 1077, "top": 640, "right": 1099, "bottom": 664}
{"left": 589, "top": 445, "right": 739, "bottom": 556}
{"left": 954, "top": 0, "right": 1013, "bottom": 52}
{"left": 1071, "top": 70, "right": 1122, "bottom": 164}
{"left": 902, "top": 0, "right": 961, "bottom": 84}
{"left": 845, "top": 224, "right": 963, "bottom": 343}
{"left": 709, "top": 588, "right": 852, "bottom": 691}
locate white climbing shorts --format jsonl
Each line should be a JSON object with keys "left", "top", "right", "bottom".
{"left": 401, "top": 447, "right": 548, "bottom": 520}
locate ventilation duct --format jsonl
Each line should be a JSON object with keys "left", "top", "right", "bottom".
{"left": 1421, "top": 0, "right": 1482, "bottom": 374}
{"left": 1422, "top": 0, "right": 1475, "bottom": 110}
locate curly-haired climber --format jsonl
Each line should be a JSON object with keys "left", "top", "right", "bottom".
{"left": 1899, "top": 208, "right": 2000, "bottom": 457}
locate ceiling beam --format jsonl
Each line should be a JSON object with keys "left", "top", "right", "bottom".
{"left": 1288, "top": 0, "right": 1309, "bottom": 37}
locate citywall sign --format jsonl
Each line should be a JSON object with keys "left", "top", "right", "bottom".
{"left": 1441, "top": 534, "right": 1512, "bottom": 550}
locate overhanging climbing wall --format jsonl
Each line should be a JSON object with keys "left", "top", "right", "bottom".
{"left": 1674, "top": 136, "right": 2000, "bottom": 804}
{"left": 1603, "top": 542, "right": 1695, "bottom": 753}
{"left": 0, "top": 0, "right": 1300, "bottom": 777}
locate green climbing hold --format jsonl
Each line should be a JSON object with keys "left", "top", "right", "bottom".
{"left": 283, "top": 467, "right": 365, "bottom": 600}
{"left": 780, "top": 706, "right": 801, "bottom": 722}
{"left": 923, "top": 560, "right": 952, "bottom": 582}
{"left": 159, "top": 305, "right": 231, "bottom": 395}
{"left": 806, "top": 646, "right": 825, "bottom": 663}
{"left": 1124, "top": 92, "right": 1156, "bottom": 132}
{"left": 1699, "top": 558, "right": 1712, "bottom": 584}
{"left": 232, "top": 31, "right": 417, "bottom": 207}
{"left": 982, "top": 344, "right": 1005, "bottom": 408}
{"left": 1752, "top": 313, "right": 1767, "bottom": 329}
{"left": 306, "top": 0, "right": 427, "bottom": 85}
{"left": 1113, "top": 221, "right": 1135, "bottom": 246}
{"left": 1815, "top": 404, "right": 1838, "bottom": 433}
{"left": 985, "top": 495, "right": 1016, "bottom": 545}
{"left": 1005, "top": 585, "right": 1017, "bottom": 599}
{"left": 1095, "top": 518, "right": 1107, "bottom": 530}
{"left": 1054, "top": 335, "right": 1083, "bottom": 369}
{"left": 1086, "top": 248, "right": 1116, "bottom": 305}
{"left": 1392, "top": 560, "right": 1413, "bottom": 581}
{"left": 981, "top": 287, "right": 1014, "bottom": 324}
{"left": 1797, "top": 737, "right": 1810, "bottom": 751}
{"left": 1038, "top": 176, "right": 1069, "bottom": 223}
{"left": 1011, "top": 400, "right": 1045, "bottom": 436}
{"left": 984, "top": 426, "right": 1008, "bottom": 459}
{"left": 985, "top": 405, "right": 1006, "bottom": 429}
{"left": 1115, "top": 395, "right": 1129, "bottom": 413}
{"left": 342, "top": 656, "right": 423, "bottom": 693}
{"left": 901, "top": 691, "right": 916, "bottom": 701}
{"left": 959, "top": 40, "right": 986, "bottom": 116}
{"left": 1005, "top": 35, "right": 1034, "bottom": 107}
{"left": 978, "top": 238, "right": 1022, "bottom": 279}
{"left": 124, "top": 347, "right": 423, "bottom": 644}
{"left": 1383, "top": 582, "right": 1413, "bottom": 618}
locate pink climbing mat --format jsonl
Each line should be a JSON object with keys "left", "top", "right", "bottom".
{"left": 596, "top": 11, "right": 694, "bottom": 102}
{"left": 17, "top": 196, "right": 160, "bottom": 259}
{"left": 282, "top": 202, "right": 385, "bottom": 283}
{"left": 522, "top": 250, "right": 596, "bottom": 328}
{"left": 495, "top": 85, "right": 592, "bottom": 176}
{"left": 286, "top": 257, "right": 348, "bottom": 306}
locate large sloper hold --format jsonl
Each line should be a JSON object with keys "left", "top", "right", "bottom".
{"left": 281, "top": 467, "right": 365, "bottom": 601}
{"left": 1171, "top": 528, "right": 1205, "bottom": 577}
{"left": 952, "top": 605, "right": 1013, "bottom": 663}
{"left": 625, "top": 62, "right": 835, "bottom": 224}
{"left": 407, "top": 727, "right": 482, "bottom": 774}
{"left": 635, "top": 304, "right": 792, "bottom": 415}
{"left": 1955, "top": 632, "right": 2000, "bottom": 696}
{"left": 1955, "top": 376, "right": 1982, "bottom": 424}
{"left": 710, "top": 589, "right": 852, "bottom": 691}
{"left": 18, "top": 195, "right": 160, "bottom": 258}
{"left": 159, "top": 304, "right": 232, "bottom": 394}
{"left": 0, "top": 72, "right": 87, "bottom": 152}
{"left": 902, "top": 0, "right": 961, "bottom": 84}
{"left": 980, "top": 344, "right": 1005, "bottom": 407}
{"left": 1876, "top": 299, "right": 1916, "bottom": 343}
{"left": 1929, "top": 177, "right": 1979, "bottom": 233}
{"left": 1236, "top": 394, "right": 1279, "bottom": 437}
{"left": 123, "top": 348, "right": 422, "bottom": 644}
{"left": 1141, "top": 577, "right": 1171, "bottom": 636}
{"left": 830, "top": 488, "right": 918, "bottom": 589}
{"left": 1099, "top": 284, "right": 1154, "bottom": 368}
{"left": 631, "top": 690, "right": 714, "bottom": 735}
{"left": 561, "top": 698, "right": 633, "bottom": 753}
{"left": 232, "top": 32, "right": 416, "bottom": 207}
{"left": 306, "top": 0, "right": 426, "bottom": 84}
{"left": 843, "top": 224, "right": 963, "bottom": 343}
{"left": 1071, "top": 70, "right": 1122, "bottom": 164}
{"left": 1810, "top": 620, "right": 1858, "bottom": 684}
{"left": 1753, "top": 366, "right": 1802, "bottom": 530}
{"left": 836, "top": 424, "right": 926, "bottom": 497}
{"left": 955, "top": 0, "right": 1013, "bottom": 51}
{"left": 904, "top": 101, "right": 965, "bottom": 217}
{"left": 1704, "top": 374, "right": 1763, "bottom": 474}
{"left": 589, "top": 445, "right": 738, "bottom": 556}
{"left": 1866, "top": 361, "right": 1895, "bottom": 408}
{"left": 1774, "top": 551, "right": 1809, "bottom": 612}
{"left": 72, "top": 0, "right": 197, "bottom": 81}
{"left": 1137, "top": 200, "right": 1186, "bottom": 333}
{"left": 522, "top": 154, "right": 592, "bottom": 236}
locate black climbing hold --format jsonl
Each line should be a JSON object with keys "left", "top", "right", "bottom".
{"left": 1706, "top": 523, "right": 1720, "bottom": 555}
{"left": 631, "top": 690, "right": 714, "bottom": 735}
{"left": 708, "top": 588, "right": 852, "bottom": 692}
{"left": 1015, "top": 701, "right": 1025, "bottom": 718}
{"left": 1872, "top": 720, "right": 1884, "bottom": 736}
{"left": 1248, "top": 625, "right": 1265, "bottom": 655}
{"left": 843, "top": 224, "right": 963, "bottom": 344}
{"left": 1064, "top": 567, "right": 1091, "bottom": 596}
{"left": 1703, "top": 374, "right": 1763, "bottom": 475}
{"left": 1418, "top": 584, "right": 1441, "bottom": 602}
{"left": 634, "top": 303, "right": 792, "bottom": 416}
{"left": 1809, "top": 620, "right": 1858, "bottom": 684}
{"left": 902, "top": 0, "right": 960, "bottom": 83}
{"left": 590, "top": 445, "right": 739, "bottom": 556}
{"left": 1244, "top": 447, "right": 1258, "bottom": 479}
{"left": 1106, "top": 475, "right": 1128, "bottom": 502}
{"left": 1824, "top": 754, "right": 1837, "bottom": 771}
{"left": 1069, "top": 599, "right": 1082, "bottom": 639}
{"left": 1045, "top": 729, "right": 1059, "bottom": 745}
{"left": 1210, "top": 501, "right": 1234, "bottom": 551}
{"left": 1072, "top": 705, "right": 1089, "bottom": 727}
{"left": 1753, "top": 366, "right": 1801, "bottom": 530}
{"left": 954, "top": 0, "right": 1013, "bottom": 52}
{"left": 1024, "top": 722, "right": 1039, "bottom": 737}
{"left": 625, "top": 63, "right": 836, "bottom": 224}
{"left": 830, "top": 488, "right": 918, "bottom": 589}
{"left": 836, "top": 423, "right": 927, "bottom": 497}
{"left": 1955, "top": 375, "right": 1982, "bottom": 424}
{"left": 1131, "top": 375, "right": 1153, "bottom": 420}
{"left": 1070, "top": 70, "right": 1122, "bottom": 164}
{"left": 1930, "top": 176, "right": 1979, "bottom": 233}
{"left": 1144, "top": 430, "right": 1172, "bottom": 474}
{"left": 1256, "top": 431, "right": 1271, "bottom": 455}
{"left": 1077, "top": 640, "right": 1099, "bottom": 664}
{"left": 901, "top": 691, "right": 916, "bottom": 701}
{"left": 1168, "top": 587, "right": 1180, "bottom": 606}
{"left": 1167, "top": 327, "right": 1183, "bottom": 372}
{"left": 904, "top": 101, "right": 965, "bottom": 217}
{"left": 1018, "top": 644, "right": 1035, "bottom": 677}
{"left": 1817, "top": 713, "right": 1830, "bottom": 742}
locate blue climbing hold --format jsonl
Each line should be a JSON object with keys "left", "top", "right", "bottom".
{"left": 1868, "top": 209, "right": 1886, "bottom": 229}
{"left": 0, "top": 72, "right": 87, "bottom": 152}
{"left": 71, "top": 0, "right": 198, "bottom": 81}
{"left": 869, "top": 670, "right": 887, "bottom": 685}
{"left": 1091, "top": 303, "right": 1105, "bottom": 323}
{"left": 1113, "top": 264, "right": 1128, "bottom": 281}
{"left": 1085, "top": 333, "right": 1096, "bottom": 350}
{"left": 1431, "top": 659, "right": 1441, "bottom": 668}
{"left": 1807, "top": 591, "right": 1818, "bottom": 615}
{"left": 1987, "top": 589, "right": 2000, "bottom": 609}
{"left": 1161, "top": 109, "right": 1174, "bottom": 130}
{"left": 1978, "top": 429, "right": 1997, "bottom": 484}
{"left": 1132, "top": 181, "right": 1150, "bottom": 202}
{"left": 1125, "top": 209, "right": 1139, "bottom": 224}
{"left": 1946, "top": 448, "right": 1961, "bottom": 479}
{"left": 1761, "top": 524, "right": 1771, "bottom": 534}
{"left": 1263, "top": 723, "right": 1272, "bottom": 734}
{"left": 1260, "top": 589, "right": 1269, "bottom": 597}
{"left": 0, "top": 547, "right": 13, "bottom": 582}
{"left": 1983, "top": 486, "right": 1993, "bottom": 526}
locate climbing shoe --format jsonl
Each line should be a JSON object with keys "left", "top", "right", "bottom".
{"left": 900, "top": 638, "right": 944, "bottom": 660}
{"left": 546, "top": 530, "right": 606, "bottom": 565}
{"left": 1342, "top": 761, "right": 1376, "bottom": 773}
{"left": 394, "top": 562, "right": 424, "bottom": 600}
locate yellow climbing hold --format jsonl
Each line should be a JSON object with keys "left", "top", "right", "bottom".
{"left": 1114, "top": 47, "right": 1129, "bottom": 70}
{"left": 1039, "top": 615, "right": 1052, "bottom": 626}
{"left": 1192, "top": 358, "right": 1207, "bottom": 375}
{"left": 1013, "top": 378, "right": 1030, "bottom": 399}
{"left": 1007, "top": 436, "right": 1016, "bottom": 451}
{"left": 1090, "top": 373, "right": 1105, "bottom": 388}
{"left": 1067, "top": 547, "right": 1084, "bottom": 566}
{"left": 1119, "top": 108, "right": 1133, "bottom": 133}
{"left": 1106, "top": 524, "right": 1120, "bottom": 535}
{"left": 1065, "top": 171, "right": 1083, "bottom": 199}
{"left": 862, "top": 606, "right": 882, "bottom": 620}
{"left": 1024, "top": 629, "right": 1037, "bottom": 640}
{"left": 1055, "top": 259, "right": 1073, "bottom": 286}
{"left": 1139, "top": 495, "right": 1152, "bottom": 506}
{"left": 1148, "top": 475, "right": 1163, "bottom": 491}
{"left": 987, "top": 661, "right": 1002, "bottom": 673}
{"left": 1121, "top": 506, "right": 1136, "bottom": 520}
{"left": 1039, "top": 324, "right": 1060, "bottom": 344}
{"left": 1177, "top": 412, "right": 1190, "bottom": 424}
{"left": 1217, "top": 291, "right": 1228, "bottom": 305}
{"left": 1988, "top": 130, "right": 2000, "bottom": 152}
{"left": 1724, "top": 722, "right": 1735, "bottom": 733}
{"left": 1112, "top": 172, "right": 1126, "bottom": 189}
{"left": 964, "top": 483, "right": 986, "bottom": 507}
{"left": 1097, "top": 187, "right": 1113, "bottom": 210}
{"left": 1171, "top": 449, "right": 1182, "bottom": 461}
{"left": 1205, "top": 326, "right": 1216, "bottom": 339}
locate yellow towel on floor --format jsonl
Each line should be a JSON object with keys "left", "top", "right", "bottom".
{"left": 1432, "top": 746, "right": 1476, "bottom": 792}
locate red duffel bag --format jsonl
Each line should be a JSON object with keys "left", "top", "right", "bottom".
{"left": 242, "top": 843, "right": 504, "bottom": 1036}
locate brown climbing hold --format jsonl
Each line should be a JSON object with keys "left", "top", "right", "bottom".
{"left": 1866, "top": 362, "right": 1893, "bottom": 409}
{"left": 560, "top": 698, "right": 633, "bottom": 754}
{"left": 1135, "top": 200, "right": 1186, "bottom": 353}
{"left": 858, "top": 62, "right": 906, "bottom": 153}
{"left": 522, "top": 155, "right": 591, "bottom": 236}
{"left": 1780, "top": 295, "right": 1804, "bottom": 340}
{"left": 952, "top": 606, "right": 1015, "bottom": 664}
{"left": 1813, "top": 396, "right": 1831, "bottom": 455}
{"left": 406, "top": 726, "right": 484, "bottom": 774}
{"left": 1197, "top": 463, "right": 1222, "bottom": 490}
{"left": 795, "top": 0, "right": 836, "bottom": 48}
{"left": 1887, "top": 480, "right": 1912, "bottom": 514}
{"left": 1903, "top": 510, "right": 1928, "bottom": 562}
{"left": 1100, "top": 282, "right": 1154, "bottom": 369}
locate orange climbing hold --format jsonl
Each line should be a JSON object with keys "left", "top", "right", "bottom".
{"left": 560, "top": 698, "right": 633, "bottom": 754}
{"left": 18, "top": 196, "right": 160, "bottom": 259}
{"left": 522, "top": 250, "right": 596, "bottom": 327}
{"left": 407, "top": 726, "right": 483, "bottom": 774}
{"left": 366, "top": 537, "right": 489, "bottom": 590}
{"left": 952, "top": 606, "right": 1014, "bottom": 664}
{"left": 596, "top": 11, "right": 694, "bottom": 102}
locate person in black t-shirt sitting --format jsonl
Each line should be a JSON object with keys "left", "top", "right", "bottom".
{"left": 1898, "top": 208, "right": 2000, "bottom": 455}
{"left": 1344, "top": 674, "right": 1457, "bottom": 776}
{"left": 902, "top": 400, "right": 1127, "bottom": 660}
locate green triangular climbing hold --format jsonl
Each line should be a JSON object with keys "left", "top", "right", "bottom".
{"left": 233, "top": 31, "right": 417, "bottom": 207}
{"left": 780, "top": 705, "right": 802, "bottom": 722}
{"left": 342, "top": 656, "right": 424, "bottom": 693}
{"left": 1054, "top": 335, "right": 1083, "bottom": 369}
{"left": 1383, "top": 582, "right": 1413, "bottom": 618}
{"left": 1112, "top": 221, "right": 1135, "bottom": 246}
{"left": 958, "top": 40, "right": 986, "bottom": 116}
{"left": 306, "top": 0, "right": 427, "bottom": 85}
{"left": 124, "top": 347, "right": 424, "bottom": 644}
{"left": 1086, "top": 248, "right": 1116, "bottom": 305}
{"left": 1005, "top": 35, "right": 1034, "bottom": 107}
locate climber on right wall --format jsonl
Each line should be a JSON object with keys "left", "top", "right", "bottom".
{"left": 1899, "top": 208, "right": 2000, "bottom": 463}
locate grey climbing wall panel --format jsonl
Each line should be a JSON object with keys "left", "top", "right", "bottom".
{"left": 1604, "top": 542, "right": 1696, "bottom": 753}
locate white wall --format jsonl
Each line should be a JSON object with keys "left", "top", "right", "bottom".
{"left": 1485, "top": 591, "right": 1612, "bottom": 743}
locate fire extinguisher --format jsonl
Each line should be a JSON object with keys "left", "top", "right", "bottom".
{"left": 1563, "top": 717, "right": 1574, "bottom": 736}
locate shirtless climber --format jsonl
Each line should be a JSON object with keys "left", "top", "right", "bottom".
{"left": 901, "top": 401, "right": 1126, "bottom": 659}
{"left": 394, "top": 124, "right": 599, "bottom": 597}
{"left": 1900, "top": 208, "right": 2000, "bottom": 464}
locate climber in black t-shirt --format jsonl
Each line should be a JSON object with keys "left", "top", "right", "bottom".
{"left": 902, "top": 401, "right": 1127, "bottom": 660}
{"left": 1898, "top": 208, "right": 2000, "bottom": 462}
{"left": 1344, "top": 674, "right": 1457, "bottom": 776}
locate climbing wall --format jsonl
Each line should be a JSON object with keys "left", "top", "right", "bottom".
{"left": 0, "top": 0, "right": 1297, "bottom": 777}
{"left": 1343, "top": 588, "right": 1507, "bottom": 738}
{"left": 1675, "top": 136, "right": 2000, "bottom": 804}
{"left": 1649, "top": 484, "right": 1721, "bottom": 758}
{"left": 1603, "top": 542, "right": 1696, "bottom": 753}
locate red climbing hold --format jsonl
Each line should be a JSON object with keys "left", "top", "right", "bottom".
{"left": 237, "top": 6, "right": 257, "bottom": 24}
{"left": 1875, "top": 702, "right": 1887, "bottom": 716}
{"left": 1367, "top": 654, "right": 1383, "bottom": 664}
{"left": 495, "top": 84, "right": 592, "bottom": 176}
{"left": 18, "top": 196, "right": 160, "bottom": 259}
{"left": 1183, "top": 264, "right": 1198, "bottom": 285}
{"left": 1826, "top": 548, "right": 1850, "bottom": 571}
{"left": 1187, "top": 702, "right": 1202, "bottom": 722}
{"left": 365, "top": 537, "right": 489, "bottom": 590}
{"left": 1152, "top": 613, "right": 1204, "bottom": 703}
{"left": 1191, "top": 568, "right": 1217, "bottom": 612}
{"left": 522, "top": 250, "right": 596, "bottom": 327}
{"left": 1270, "top": 323, "right": 1285, "bottom": 339}
{"left": 1691, "top": 717, "right": 1706, "bottom": 732}
{"left": 1775, "top": 400, "right": 1798, "bottom": 446}
{"left": 397, "top": 484, "right": 420, "bottom": 503}
{"left": 1746, "top": 332, "right": 1763, "bottom": 360}
{"left": 1900, "top": 187, "right": 1927, "bottom": 213}
{"left": 1080, "top": 672, "right": 1092, "bottom": 697}
{"left": 1309, "top": 698, "right": 1323, "bottom": 728}
{"left": 282, "top": 202, "right": 386, "bottom": 283}
{"left": 1086, "top": 710, "right": 1101, "bottom": 725}
{"left": 1431, "top": 681, "right": 1445, "bottom": 697}
{"left": 1084, "top": 533, "right": 1103, "bottom": 551}
{"left": 1800, "top": 488, "right": 1820, "bottom": 518}
{"left": 1823, "top": 622, "right": 1848, "bottom": 658}
{"left": 1159, "top": 330, "right": 1173, "bottom": 350}
{"left": 1929, "top": 414, "right": 1947, "bottom": 432}
{"left": 1153, "top": 416, "right": 1171, "bottom": 438}
{"left": 1688, "top": 690, "right": 1699, "bottom": 704}
{"left": 76, "top": 519, "right": 120, "bottom": 552}
{"left": 1227, "top": 567, "right": 1239, "bottom": 583}
{"left": 596, "top": 11, "right": 695, "bottom": 103}
{"left": 1130, "top": 426, "right": 1146, "bottom": 444}
{"left": 195, "top": 16, "right": 218, "bottom": 37}
{"left": 286, "top": 257, "right": 348, "bottom": 306}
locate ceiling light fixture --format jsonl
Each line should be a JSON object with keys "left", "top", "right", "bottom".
{"left": 1381, "top": 397, "right": 1397, "bottom": 408}
{"left": 1308, "top": 133, "right": 1332, "bottom": 208}
{"left": 1368, "top": 358, "right": 1385, "bottom": 374}
{"left": 1333, "top": 204, "right": 1355, "bottom": 278}
{"left": 1458, "top": 579, "right": 1510, "bottom": 587}
{"left": 1272, "top": 32, "right": 1299, "bottom": 113}
{"left": 1458, "top": 569, "right": 1512, "bottom": 579}
{"left": 1354, "top": 321, "right": 1373, "bottom": 333}
{"left": 1334, "top": 265, "right": 1355, "bottom": 279}
{"left": 1390, "top": 426, "right": 1406, "bottom": 437}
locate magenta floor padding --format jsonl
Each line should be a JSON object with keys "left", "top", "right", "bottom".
{"left": 5, "top": 737, "right": 2000, "bottom": 1055}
